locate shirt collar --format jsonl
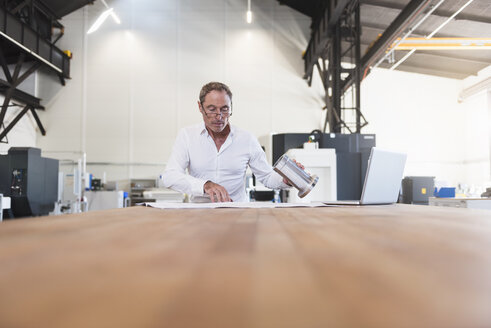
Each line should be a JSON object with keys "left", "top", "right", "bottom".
{"left": 199, "top": 122, "right": 235, "bottom": 137}
{"left": 199, "top": 122, "right": 207, "bottom": 136}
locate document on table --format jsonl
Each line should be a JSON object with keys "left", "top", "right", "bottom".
{"left": 142, "top": 201, "right": 332, "bottom": 209}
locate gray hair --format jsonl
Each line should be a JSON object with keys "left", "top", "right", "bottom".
{"left": 199, "top": 82, "right": 233, "bottom": 105}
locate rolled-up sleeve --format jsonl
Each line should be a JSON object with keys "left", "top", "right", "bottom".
{"left": 162, "top": 129, "right": 207, "bottom": 196}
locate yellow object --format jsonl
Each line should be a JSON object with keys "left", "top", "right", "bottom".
{"left": 64, "top": 50, "right": 73, "bottom": 58}
{"left": 421, "top": 188, "right": 427, "bottom": 195}
{"left": 390, "top": 38, "right": 491, "bottom": 50}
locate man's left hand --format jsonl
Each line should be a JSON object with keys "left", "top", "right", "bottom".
{"left": 283, "top": 159, "right": 305, "bottom": 186}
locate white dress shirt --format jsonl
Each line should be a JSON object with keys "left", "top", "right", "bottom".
{"left": 163, "top": 123, "right": 288, "bottom": 202}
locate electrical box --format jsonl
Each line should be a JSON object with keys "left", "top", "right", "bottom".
{"left": 402, "top": 176, "right": 435, "bottom": 205}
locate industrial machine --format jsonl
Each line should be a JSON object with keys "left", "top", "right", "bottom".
{"left": 273, "top": 132, "right": 375, "bottom": 200}
{"left": 0, "top": 147, "right": 58, "bottom": 218}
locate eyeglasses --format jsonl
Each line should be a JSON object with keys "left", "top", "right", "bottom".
{"left": 201, "top": 105, "right": 232, "bottom": 118}
{"left": 204, "top": 109, "right": 231, "bottom": 118}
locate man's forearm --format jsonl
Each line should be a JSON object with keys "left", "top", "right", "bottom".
{"left": 260, "top": 170, "right": 290, "bottom": 190}
{"left": 162, "top": 170, "right": 207, "bottom": 196}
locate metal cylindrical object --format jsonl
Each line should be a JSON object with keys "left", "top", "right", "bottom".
{"left": 273, "top": 154, "right": 318, "bottom": 198}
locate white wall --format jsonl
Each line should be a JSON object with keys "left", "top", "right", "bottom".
{"left": 461, "top": 90, "right": 489, "bottom": 187}
{"left": 35, "top": 0, "right": 323, "bottom": 181}
{"left": 460, "top": 66, "right": 491, "bottom": 192}
{"left": 361, "top": 67, "right": 491, "bottom": 193}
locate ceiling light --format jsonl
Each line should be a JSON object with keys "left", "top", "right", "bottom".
{"left": 103, "top": 0, "right": 121, "bottom": 25}
{"left": 87, "top": 0, "right": 121, "bottom": 34}
{"left": 110, "top": 12, "right": 121, "bottom": 24}
{"left": 374, "top": 0, "right": 445, "bottom": 69}
{"left": 390, "top": 0, "right": 475, "bottom": 70}
{"left": 428, "top": 0, "right": 475, "bottom": 39}
{"left": 87, "top": 8, "right": 113, "bottom": 34}
{"left": 246, "top": 0, "right": 252, "bottom": 24}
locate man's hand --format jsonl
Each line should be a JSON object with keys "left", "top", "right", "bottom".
{"left": 204, "top": 181, "right": 232, "bottom": 202}
{"left": 283, "top": 159, "right": 305, "bottom": 186}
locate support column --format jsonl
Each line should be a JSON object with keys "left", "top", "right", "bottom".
{"left": 355, "top": 3, "right": 361, "bottom": 133}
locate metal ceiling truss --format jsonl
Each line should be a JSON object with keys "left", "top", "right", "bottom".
{"left": 0, "top": 0, "right": 69, "bottom": 143}
{"left": 343, "top": 0, "right": 433, "bottom": 90}
{"left": 360, "top": 0, "right": 490, "bottom": 25}
{"left": 304, "top": 0, "right": 434, "bottom": 133}
{"left": 304, "top": 0, "right": 367, "bottom": 133}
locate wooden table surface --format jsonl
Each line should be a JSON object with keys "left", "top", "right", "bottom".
{"left": 1, "top": 205, "right": 491, "bottom": 328}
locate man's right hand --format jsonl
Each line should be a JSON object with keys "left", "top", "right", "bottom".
{"left": 203, "top": 181, "right": 232, "bottom": 202}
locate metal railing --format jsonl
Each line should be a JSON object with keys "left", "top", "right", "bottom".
{"left": 0, "top": 6, "right": 70, "bottom": 77}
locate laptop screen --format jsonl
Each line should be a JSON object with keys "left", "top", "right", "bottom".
{"left": 360, "top": 148, "right": 407, "bottom": 204}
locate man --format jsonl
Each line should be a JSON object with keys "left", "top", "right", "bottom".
{"left": 163, "top": 82, "right": 300, "bottom": 202}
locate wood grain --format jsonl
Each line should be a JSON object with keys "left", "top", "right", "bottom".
{"left": 1, "top": 205, "right": 491, "bottom": 328}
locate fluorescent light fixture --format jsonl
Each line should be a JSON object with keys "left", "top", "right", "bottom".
{"left": 390, "top": 0, "right": 475, "bottom": 70}
{"left": 87, "top": 0, "right": 122, "bottom": 34}
{"left": 246, "top": 0, "right": 252, "bottom": 24}
{"left": 87, "top": 8, "right": 113, "bottom": 34}
{"left": 428, "top": 0, "right": 474, "bottom": 38}
{"left": 111, "top": 12, "right": 121, "bottom": 24}
{"left": 390, "top": 49, "right": 415, "bottom": 70}
{"left": 376, "top": 0, "right": 445, "bottom": 69}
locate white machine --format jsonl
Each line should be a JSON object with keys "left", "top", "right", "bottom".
{"left": 85, "top": 191, "right": 127, "bottom": 211}
{"left": 285, "top": 148, "right": 337, "bottom": 203}
{"left": 0, "top": 194, "right": 11, "bottom": 221}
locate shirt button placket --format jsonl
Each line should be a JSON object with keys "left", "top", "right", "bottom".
{"left": 216, "top": 153, "right": 219, "bottom": 182}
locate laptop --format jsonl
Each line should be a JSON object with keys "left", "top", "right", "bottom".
{"left": 323, "top": 147, "right": 407, "bottom": 205}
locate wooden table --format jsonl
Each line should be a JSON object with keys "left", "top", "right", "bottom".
{"left": 1, "top": 205, "right": 491, "bottom": 328}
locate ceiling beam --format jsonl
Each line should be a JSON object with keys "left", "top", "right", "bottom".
{"left": 360, "top": 0, "right": 491, "bottom": 24}
{"left": 381, "top": 57, "right": 482, "bottom": 76}
{"left": 356, "top": 24, "right": 491, "bottom": 64}
{"left": 393, "top": 62, "right": 469, "bottom": 79}
{"left": 360, "top": 24, "right": 491, "bottom": 63}
{"left": 353, "top": 39, "right": 491, "bottom": 65}
{"left": 341, "top": 0, "right": 433, "bottom": 91}
{"left": 361, "top": 0, "right": 432, "bottom": 70}
{"left": 414, "top": 50, "right": 491, "bottom": 65}
{"left": 361, "top": 22, "right": 454, "bottom": 39}
{"left": 338, "top": 50, "right": 483, "bottom": 78}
